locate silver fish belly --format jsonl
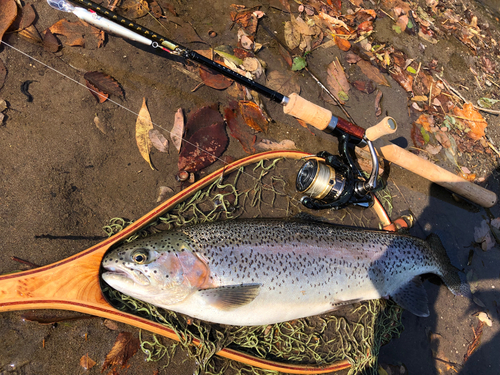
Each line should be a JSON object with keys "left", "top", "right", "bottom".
{"left": 101, "top": 219, "right": 469, "bottom": 326}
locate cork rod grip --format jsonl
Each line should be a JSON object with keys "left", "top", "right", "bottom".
{"left": 377, "top": 140, "right": 497, "bottom": 208}
{"left": 283, "top": 93, "right": 332, "bottom": 130}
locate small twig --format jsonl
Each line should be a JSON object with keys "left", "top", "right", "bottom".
{"left": 380, "top": 8, "right": 396, "bottom": 22}
{"left": 11, "top": 256, "right": 40, "bottom": 269}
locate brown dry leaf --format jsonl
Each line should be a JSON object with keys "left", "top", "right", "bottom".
{"left": 278, "top": 0, "right": 291, "bottom": 12}
{"left": 171, "top": 108, "right": 184, "bottom": 153}
{"left": 103, "top": 319, "right": 119, "bottom": 331}
{"left": 239, "top": 101, "right": 268, "bottom": 132}
{"left": 85, "top": 80, "right": 108, "bottom": 103}
{"left": 396, "top": 14, "right": 409, "bottom": 32}
{"left": 118, "top": 0, "right": 149, "bottom": 19}
{"left": 80, "top": 353, "right": 96, "bottom": 370}
{"left": 18, "top": 25, "right": 42, "bottom": 44}
{"left": 284, "top": 20, "right": 301, "bottom": 50}
{"left": 102, "top": 332, "right": 140, "bottom": 371}
{"left": 9, "top": 3, "right": 35, "bottom": 32}
{"left": 389, "top": 65, "right": 413, "bottom": 92}
{"left": 326, "top": 59, "right": 349, "bottom": 103}
{"left": 49, "top": 19, "right": 87, "bottom": 47}
{"left": 199, "top": 65, "right": 233, "bottom": 90}
{"left": 357, "top": 60, "right": 390, "bottom": 87}
{"left": 256, "top": 139, "right": 297, "bottom": 151}
{"left": 352, "top": 80, "right": 376, "bottom": 94}
{"left": 335, "top": 35, "right": 351, "bottom": 51}
{"left": 0, "top": 59, "right": 7, "bottom": 91}
{"left": 43, "top": 29, "right": 60, "bottom": 53}
{"left": 278, "top": 43, "right": 293, "bottom": 67}
{"left": 266, "top": 70, "right": 300, "bottom": 97}
{"left": 435, "top": 131, "right": 451, "bottom": 148}
{"left": 135, "top": 98, "right": 155, "bottom": 170}
{"left": 157, "top": 185, "right": 173, "bottom": 202}
{"left": 149, "top": 129, "right": 169, "bottom": 153}
{"left": 0, "top": 0, "right": 18, "bottom": 42}
{"left": 230, "top": 7, "right": 261, "bottom": 34}
{"left": 84, "top": 71, "right": 124, "bottom": 98}
{"left": 453, "top": 103, "right": 487, "bottom": 140}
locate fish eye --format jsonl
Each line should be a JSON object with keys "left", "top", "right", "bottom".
{"left": 132, "top": 249, "right": 148, "bottom": 264}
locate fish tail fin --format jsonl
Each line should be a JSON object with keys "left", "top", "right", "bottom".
{"left": 426, "top": 234, "right": 471, "bottom": 298}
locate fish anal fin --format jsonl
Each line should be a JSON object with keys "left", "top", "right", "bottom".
{"left": 391, "top": 277, "right": 429, "bottom": 317}
{"left": 197, "top": 284, "right": 261, "bottom": 311}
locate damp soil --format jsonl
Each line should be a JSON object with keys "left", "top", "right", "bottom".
{"left": 1, "top": 0, "right": 500, "bottom": 374}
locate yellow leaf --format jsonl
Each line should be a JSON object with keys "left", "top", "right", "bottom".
{"left": 136, "top": 97, "right": 155, "bottom": 170}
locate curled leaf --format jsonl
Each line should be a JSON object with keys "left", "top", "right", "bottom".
{"left": 84, "top": 71, "right": 124, "bottom": 98}
{"left": 149, "top": 129, "right": 169, "bottom": 153}
{"left": 80, "top": 353, "right": 96, "bottom": 370}
{"left": 453, "top": 103, "right": 487, "bottom": 140}
{"left": 135, "top": 98, "right": 155, "bottom": 170}
{"left": 171, "top": 108, "right": 184, "bottom": 153}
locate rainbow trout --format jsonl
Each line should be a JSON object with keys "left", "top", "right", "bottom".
{"left": 102, "top": 219, "right": 469, "bottom": 326}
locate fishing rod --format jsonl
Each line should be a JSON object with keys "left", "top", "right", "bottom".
{"left": 46, "top": 0, "right": 497, "bottom": 209}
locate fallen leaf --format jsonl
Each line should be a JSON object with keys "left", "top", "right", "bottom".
{"left": 357, "top": 60, "right": 390, "bottom": 87}
{"left": 224, "top": 102, "right": 256, "bottom": 154}
{"left": 284, "top": 20, "right": 301, "bottom": 50}
{"left": 255, "top": 139, "right": 297, "bottom": 151}
{"left": 84, "top": 71, "right": 124, "bottom": 98}
{"left": 103, "top": 319, "right": 119, "bottom": 331}
{"left": 239, "top": 101, "right": 268, "bottom": 132}
{"left": 266, "top": 70, "right": 300, "bottom": 96}
{"left": 415, "top": 114, "right": 434, "bottom": 132}
{"left": 49, "top": 19, "right": 87, "bottom": 47}
{"left": 93, "top": 115, "right": 109, "bottom": 134}
{"left": 389, "top": 65, "right": 413, "bottom": 92}
{"left": 136, "top": 98, "right": 155, "bottom": 170}
{"left": 199, "top": 65, "right": 234, "bottom": 90}
{"left": 411, "top": 95, "right": 428, "bottom": 102}
{"left": 171, "top": 108, "right": 184, "bottom": 153}
{"left": 292, "top": 55, "right": 307, "bottom": 71}
{"left": 474, "top": 220, "right": 495, "bottom": 251}
{"left": 278, "top": 43, "right": 293, "bottom": 67}
{"left": 0, "top": 0, "right": 18, "bottom": 42}
{"left": 453, "top": 103, "right": 487, "bottom": 140}
{"left": 80, "top": 353, "right": 96, "bottom": 370}
{"left": 149, "top": 129, "right": 169, "bottom": 153}
{"left": 156, "top": 186, "right": 173, "bottom": 202}
{"left": 85, "top": 80, "right": 108, "bottom": 103}
{"left": 0, "top": 59, "right": 7, "bottom": 91}
{"left": 18, "top": 24, "right": 42, "bottom": 44}
{"left": 102, "top": 332, "right": 140, "bottom": 371}
{"left": 326, "top": 59, "right": 349, "bottom": 103}
{"left": 9, "top": 3, "right": 35, "bottom": 32}
{"left": 411, "top": 122, "right": 425, "bottom": 148}
{"left": 178, "top": 105, "right": 228, "bottom": 172}
{"left": 278, "top": 0, "right": 291, "bottom": 12}
{"left": 43, "top": 29, "right": 60, "bottom": 53}
{"left": 425, "top": 143, "right": 442, "bottom": 155}
{"left": 117, "top": 0, "right": 149, "bottom": 19}
{"left": 352, "top": 80, "right": 376, "bottom": 94}
{"left": 396, "top": 14, "right": 409, "bottom": 32}
{"left": 374, "top": 90, "right": 383, "bottom": 116}
{"left": 230, "top": 7, "right": 261, "bottom": 34}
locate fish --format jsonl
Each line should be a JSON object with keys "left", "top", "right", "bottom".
{"left": 101, "top": 219, "right": 470, "bottom": 326}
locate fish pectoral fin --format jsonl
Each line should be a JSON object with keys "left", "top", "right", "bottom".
{"left": 390, "top": 277, "right": 429, "bottom": 317}
{"left": 197, "top": 283, "right": 261, "bottom": 311}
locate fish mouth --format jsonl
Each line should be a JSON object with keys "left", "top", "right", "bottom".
{"left": 102, "top": 264, "right": 150, "bottom": 286}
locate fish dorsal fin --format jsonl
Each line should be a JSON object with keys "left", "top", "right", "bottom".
{"left": 197, "top": 284, "right": 261, "bottom": 311}
{"left": 390, "top": 277, "right": 429, "bottom": 317}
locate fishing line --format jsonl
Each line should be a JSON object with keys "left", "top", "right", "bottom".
{"left": 0, "top": 39, "right": 305, "bottom": 206}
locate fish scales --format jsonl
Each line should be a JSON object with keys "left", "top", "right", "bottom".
{"left": 102, "top": 219, "right": 469, "bottom": 326}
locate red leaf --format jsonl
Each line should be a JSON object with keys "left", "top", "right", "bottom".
{"left": 199, "top": 65, "right": 233, "bottom": 90}
{"left": 178, "top": 105, "right": 228, "bottom": 172}
{"left": 0, "top": 0, "right": 18, "bottom": 42}
{"left": 224, "top": 101, "right": 256, "bottom": 154}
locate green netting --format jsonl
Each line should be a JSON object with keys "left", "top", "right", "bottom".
{"left": 101, "top": 158, "right": 404, "bottom": 375}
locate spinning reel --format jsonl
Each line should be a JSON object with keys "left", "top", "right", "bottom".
{"left": 296, "top": 133, "right": 381, "bottom": 210}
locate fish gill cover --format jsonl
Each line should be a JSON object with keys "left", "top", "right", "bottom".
{"left": 100, "top": 158, "right": 403, "bottom": 375}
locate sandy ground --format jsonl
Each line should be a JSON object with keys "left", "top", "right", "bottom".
{"left": 1, "top": 0, "right": 500, "bottom": 374}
